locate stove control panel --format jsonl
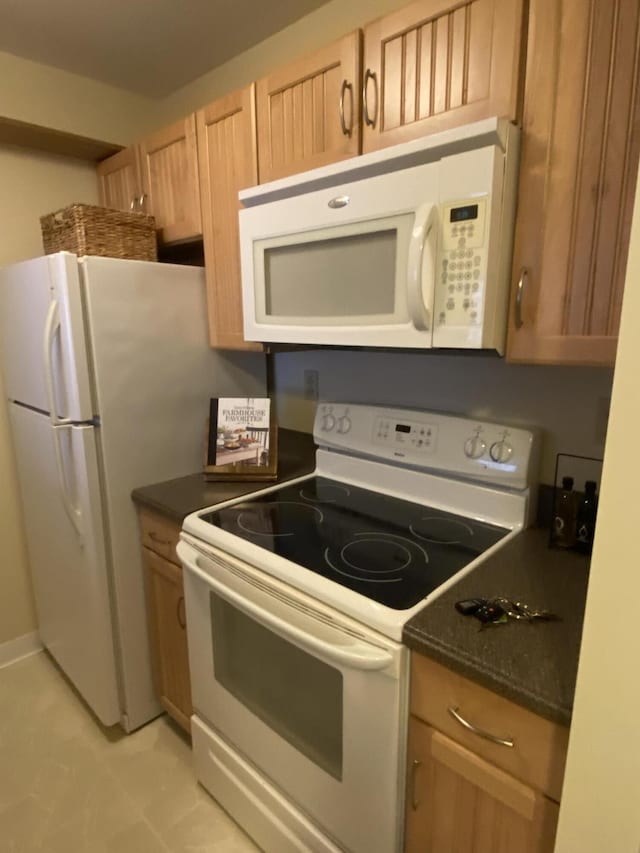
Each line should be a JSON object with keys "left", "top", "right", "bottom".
{"left": 373, "top": 416, "right": 437, "bottom": 454}
{"left": 314, "top": 402, "right": 539, "bottom": 491}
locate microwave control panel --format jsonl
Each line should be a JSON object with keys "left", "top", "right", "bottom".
{"left": 435, "top": 196, "right": 488, "bottom": 332}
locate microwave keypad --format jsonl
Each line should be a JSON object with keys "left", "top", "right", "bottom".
{"left": 437, "top": 198, "right": 487, "bottom": 328}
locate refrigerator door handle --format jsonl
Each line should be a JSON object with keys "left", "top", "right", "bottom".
{"left": 43, "top": 299, "right": 71, "bottom": 426}
{"left": 52, "top": 424, "right": 83, "bottom": 541}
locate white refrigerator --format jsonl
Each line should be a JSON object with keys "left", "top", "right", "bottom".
{"left": 0, "top": 252, "right": 265, "bottom": 731}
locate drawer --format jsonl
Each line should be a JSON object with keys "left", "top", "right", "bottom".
{"left": 138, "top": 507, "right": 182, "bottom": 565}
{"left": 410, "top": 653, "right": 569, "bottom": 801}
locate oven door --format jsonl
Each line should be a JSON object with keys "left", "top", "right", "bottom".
{"left": 179, "top": 538, "right": 407, "bottom": 853}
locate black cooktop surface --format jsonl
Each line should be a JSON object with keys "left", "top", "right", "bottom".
{"left": 200, "top": 476, "right": 510, "bottom": 610}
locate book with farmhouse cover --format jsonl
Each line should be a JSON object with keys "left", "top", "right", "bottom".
{"left": 204, "top": 397, "right": 278, "bottom": 481}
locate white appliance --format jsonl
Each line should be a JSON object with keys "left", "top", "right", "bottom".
{"left": 179, "top": 402, "right": 538, "bottom": 853}
{"left": 239, "top": 117, "right": 520, "bottom": 353}
{"left": 0, "top": 252, "right": 265, "bottom": 732}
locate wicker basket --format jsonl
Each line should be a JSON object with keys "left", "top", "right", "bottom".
{"left": 40, "top": 203, "right": 157, "bottom": 261}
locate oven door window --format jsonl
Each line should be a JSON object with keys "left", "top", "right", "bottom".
{"left": 210, "top": 592, "right": 343, "bottom": 780}
{"left": 253, "top": 214, "right": 414, "bottom": 326}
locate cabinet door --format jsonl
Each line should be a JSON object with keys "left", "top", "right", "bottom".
{"left": 138, "top": 115, "right": 202, "bottom": 244}
{"left": 363, "top": 0, "right": 525, "bottom": 152}
{"left": 143, "top": 547, "right": 192, "bottom": 733}
{"left": 96, "top": 147, "right": 141, "bottom": 213}
{"left": 405, "top": 717, "right": 559, "bottom": 853}
{"left": 197, "top": 86, "right": 263, "bottom": 351}
{"left": 507, "top": 0, "right": 640, "bottom": 365}
{"left": 256, "top": 31, "right": 361, "bottom": 183}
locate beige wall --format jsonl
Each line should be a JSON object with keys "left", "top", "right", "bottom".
{"left": 554, "top": 165, "right": 640, "bottom": 852}
{"left": 0, "top": 144, "right": 99, "bottom": 645}
{"left": 159, "top": 0, "right": 409, "bottom": 122}
{"left": 0, "top": 51, "right": 161, "bottom": 145}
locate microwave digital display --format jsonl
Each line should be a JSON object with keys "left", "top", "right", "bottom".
{"left": 450, "top": 204, "right": 479, "bottom": 223}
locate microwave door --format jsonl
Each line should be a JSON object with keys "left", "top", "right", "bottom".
{"left": 406, "top": 203, "right": 439, "bottom": 335}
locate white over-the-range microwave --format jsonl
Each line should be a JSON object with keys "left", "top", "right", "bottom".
{"left": 239, "top": 117, "right": 520, "bottom": 353}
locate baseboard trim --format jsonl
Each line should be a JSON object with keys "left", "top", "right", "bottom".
{"left": 0, "top": 632, "right": 43, "bottom": 669}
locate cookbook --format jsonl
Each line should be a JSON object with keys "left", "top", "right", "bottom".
{"left": 204, "top": 397, "right": 278, "bottom": 481}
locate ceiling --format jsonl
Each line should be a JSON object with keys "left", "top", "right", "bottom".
{"left": 0, "top": 0, "right": 333, "bottom": 97}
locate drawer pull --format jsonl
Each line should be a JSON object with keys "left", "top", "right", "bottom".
{"left": 149, "top": 532, "right": 170, "bottom": 546}
{"left": 448, "top": 706, "right": 515, "bottom": 748}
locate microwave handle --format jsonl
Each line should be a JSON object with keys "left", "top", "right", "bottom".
{"left": 407, "top": 203, "right": 438, "bottom": 332}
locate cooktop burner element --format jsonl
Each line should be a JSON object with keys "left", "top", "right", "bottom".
{"left": 236, "top": 501, "right": 323, "bottom": 537}
{"left": 200, "top": 476, "right": 509, "bottom": 609}
{"left": 410, "top": 516, "right": 474, "bottom": 544}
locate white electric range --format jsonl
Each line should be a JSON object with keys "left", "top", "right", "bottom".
{"left": 178, "top": 402, "right": 538, "bottom": 853}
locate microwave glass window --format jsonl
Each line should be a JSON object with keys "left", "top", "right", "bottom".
{"left": 210, "top": 593, "right": 344, "bottom": 780}
{"left": 264, "top": 230, "right": 398, "bottom": 320}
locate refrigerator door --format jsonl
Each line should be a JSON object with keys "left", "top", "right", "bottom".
{"left": 0, "top": 253, "right": 93, "bottom": 421}
{"left": 9, "top": 403, "right": 120, "bottom": 726}
{"left": 80, "top": 256, "right": 266, "bottom": 730}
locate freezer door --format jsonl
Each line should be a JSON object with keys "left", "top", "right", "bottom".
{"left": 9, "top": 403, "right": 120, "bottom": 726}
{"left": 0, "top": 253, "right": 93, "bottom": 420}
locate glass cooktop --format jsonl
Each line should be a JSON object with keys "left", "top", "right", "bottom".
{"left": 200, "top": 476, "right": 509, "bottom": 610}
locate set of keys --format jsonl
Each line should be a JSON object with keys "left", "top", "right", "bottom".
{"left": 455, "top": 597, "right": 560, "bottom": 627}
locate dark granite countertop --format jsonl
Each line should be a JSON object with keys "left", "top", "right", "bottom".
{"left": 131, "top": 428, "right": 316, "bottom": 521}
{"left": 403, "top": 528, "right": 590, "bottom": 726}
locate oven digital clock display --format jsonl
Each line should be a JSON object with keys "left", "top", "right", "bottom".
{"left": 395, "top": 424, "right": 411, "bottom": 433}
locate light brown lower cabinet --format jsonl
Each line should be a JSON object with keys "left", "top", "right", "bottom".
{"left": 405, "top": 653, "right": 567, "bottom": 852}
{"left": 405, "top": 717, "right": 559, "bottom": 853}
{"left": 142, "top": 543, "right": 192, "bottom": 734}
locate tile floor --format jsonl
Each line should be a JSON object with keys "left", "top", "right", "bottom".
{"left": 0, "top": 651, "right": 259, "bottom": 853}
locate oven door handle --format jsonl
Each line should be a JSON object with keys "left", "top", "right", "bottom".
{"left": 182, "top": 548, "right": 394, "bottom": 672}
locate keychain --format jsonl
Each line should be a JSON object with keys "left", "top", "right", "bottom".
{"left": 455, "top": 597, "right": 560, "bottom": 627}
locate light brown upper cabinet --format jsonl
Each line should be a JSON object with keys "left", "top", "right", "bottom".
{"left": 97, "top": 116, "right": 202, "bottom": 245}
{"left": 97, "top": 146, "right": 142, "bottom": 213}
{"left": 256, "top": 31, "right": 362, "bottom": 183}
{"left": 362, "top": 0, "right": 525, "bottom": 152}
{"left": 197, "top": 85, "right": 263, "bottom": 351}
{"left": 138, "top": 115, "right": 202, "bottom": 244}
{"left": 507, "top": 0, "right": 640, "bottom": 366}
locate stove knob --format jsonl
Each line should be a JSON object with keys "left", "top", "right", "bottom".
{"left": 337, "top": 415, "right": 352, "bottom": 434}
{"left": 464, "top": 435, "right": 486, "bottom": 459}
{"left": 489, "top": 439, "right": 513, "bottom": 464}
{"left": 322, "top": 413, "right": 336, "bottom": 431}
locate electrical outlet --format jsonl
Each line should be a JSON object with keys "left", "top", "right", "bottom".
{"left": 303, "top": 369, "right": 319, "bottom": 401}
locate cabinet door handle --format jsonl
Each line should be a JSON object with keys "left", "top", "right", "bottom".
{"left": 177, "top": 596, "right": 186, "bottom": 629}
{"left": 137, "top": 193, "right": 147, "bottom": 211}
{"left": 363, "top": 68, "right": 378, "bottom": 128}
{"left": 339, "top": 79, "right": 354, "bottom": 137}
{"left": 410, "top": 759, "right": 422, "bottom": 810}
{"left": 149, "top": 531, "right": 170, "bottom": 546}
{"left": 448, "top": 706, "right": 515, "bottom": 748}
{"left": 130, "top": 197, "right": 137, "bottom": 211}
{"left": 515, "top": 267, "right": 528, "bottom": 329}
